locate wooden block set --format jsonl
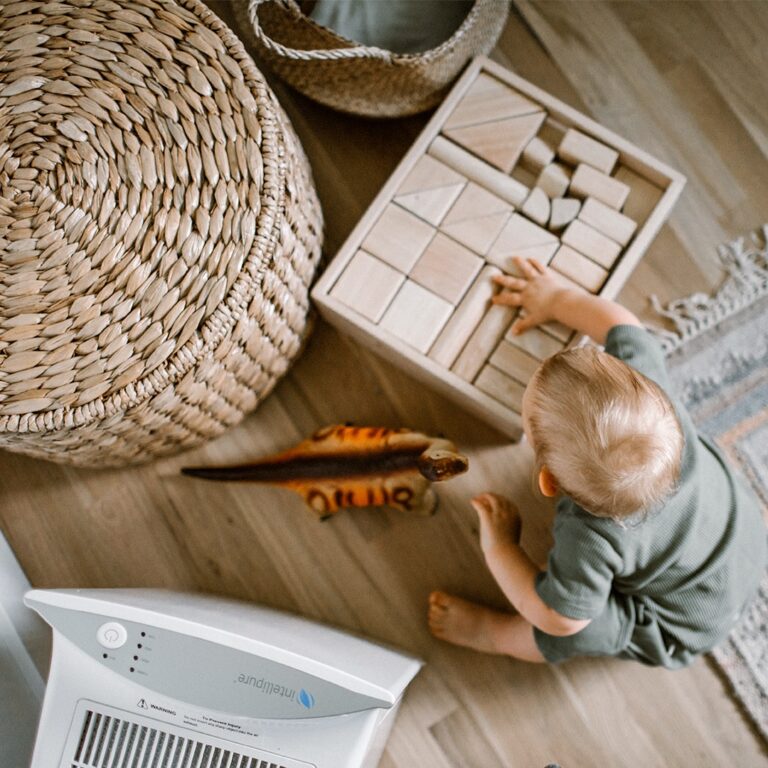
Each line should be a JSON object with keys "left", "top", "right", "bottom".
{"left": 313, "top": 58, "right": 686, "bottom": 438}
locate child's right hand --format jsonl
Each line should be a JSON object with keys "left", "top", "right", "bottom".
{"left": 491, "top": 257, "right": 570, "bottom": 336}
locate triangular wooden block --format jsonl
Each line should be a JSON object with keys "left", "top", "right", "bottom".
{"left": 441, "top": 211, "right": 510, "bottom": 256}
{"left": 395, "top": 182, "right": 464, "bottom": 226}
{"left": 445, "top": 112, "right": 546, "bottom": 173}
{"left": 398, "top": 155, "right": 465, "bottom": 195}
{"left": 443, "top": 182, "right": 511, "bottom": 225}
{"left": 486, "top": 213, "right": 559, "bottom": 270}
{"left": 445, "top": 73, "right": 542, "bottom": 130}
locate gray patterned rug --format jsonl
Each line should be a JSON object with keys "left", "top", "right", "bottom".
{"left": 652, "top": 225, "right": 768, "bottom": 743}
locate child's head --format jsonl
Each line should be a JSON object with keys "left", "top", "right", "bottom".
{"left": 522, "top": 346, "right": 683, "bottom": 520}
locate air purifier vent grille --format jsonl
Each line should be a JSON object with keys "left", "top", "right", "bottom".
{"left": 71, "top": 708, "right": 290, "bottom": 768}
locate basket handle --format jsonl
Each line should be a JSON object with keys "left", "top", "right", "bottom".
{"left": 248, "top": 0, "right": 394, "bottom": 62}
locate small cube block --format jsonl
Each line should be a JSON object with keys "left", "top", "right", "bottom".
{"left": 562, "top": 219, "right": 622, "bottom": 269}
{"left": 551, "top": 244, "right": 609, "bottom": 293}
{"left": 330, "top": 250, "right": 404, "bottom": 322}
{"left": 558, "top": 128, "right": 618, "bottom": 174}
{"left": 521, "top": 136, "right": 556, "bottom": 173}
{"left": 570, "top": 164, "right": 630, "bottom": 210}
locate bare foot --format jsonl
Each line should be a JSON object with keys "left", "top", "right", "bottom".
{"left": 428, "top": 591, "right": 512, "bottom": 654}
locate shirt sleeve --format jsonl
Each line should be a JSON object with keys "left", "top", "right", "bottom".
{"left": 604, "top": 324, "right": 670, "bottom": 390}
{"left": 536, "top": 506, "right": 623, "bottom": 620}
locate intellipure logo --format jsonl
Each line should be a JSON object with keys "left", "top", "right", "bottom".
{"left": 236, "top": 674, "right": 316, "bottom": 709}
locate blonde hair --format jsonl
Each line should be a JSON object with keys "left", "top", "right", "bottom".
{"left": 527, "top": 346, "right": 683, "bottom": 520}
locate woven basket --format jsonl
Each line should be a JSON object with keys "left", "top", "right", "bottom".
{"left": 242, "top": 0, "right": 509, "bottom": 118}
{"left": 0, "top": 0, "right": 323, "bottom": 467}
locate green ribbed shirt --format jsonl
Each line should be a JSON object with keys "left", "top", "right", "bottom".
{"left": 534, "top": 325, "right": 766, "bottom": 668}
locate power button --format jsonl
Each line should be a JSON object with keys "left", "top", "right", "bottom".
{"left": 97, "top": 622, "right": 128, "bottom": 649}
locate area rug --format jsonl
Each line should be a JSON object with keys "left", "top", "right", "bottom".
{"left": 651, "top": 224, "right": 768, "bottom": 742}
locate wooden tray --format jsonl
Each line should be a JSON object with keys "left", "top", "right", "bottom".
{"left": 312, "top": 57, "right": 686, "bottom": 438}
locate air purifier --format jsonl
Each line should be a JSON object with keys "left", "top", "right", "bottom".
{"left": 24, "top": 589, "right": 422, "bottom": 768}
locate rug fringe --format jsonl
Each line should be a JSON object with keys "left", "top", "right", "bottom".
{"left": 650, "top": 224, "right": 768, "bottom": 353}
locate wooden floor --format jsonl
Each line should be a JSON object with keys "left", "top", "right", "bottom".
{"left": 3, "top": 1, "right": 768, "bottom": 765}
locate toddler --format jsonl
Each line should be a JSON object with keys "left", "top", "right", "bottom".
{"left": 428, "top": 257, "right": 766, "bottom": 667}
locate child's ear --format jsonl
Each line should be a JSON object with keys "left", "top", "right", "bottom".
{"left": 538, "top": 466, "right": 558, "bottom": 497}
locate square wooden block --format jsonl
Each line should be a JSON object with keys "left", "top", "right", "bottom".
{"left": 361, "top": 204, "right": 435, "bottom": 272}
{"left": 313, "top": 57, "right": 686, "bottom": 440}
{"left": 409, "top": 233, "right": 483, "bottom": 304}
{"left": 379, "top": 280, "right": 454, "bottom": 354}
{"left": 330, "top": 250, "right": 404, "bottom": 323}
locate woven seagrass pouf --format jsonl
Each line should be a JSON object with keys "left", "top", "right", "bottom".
{"left": 0, "top": 0, "right": 323, "bottom": 466}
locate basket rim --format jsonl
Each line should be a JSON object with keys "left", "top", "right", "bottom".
{"left": 0, "top": 0, "right": 287, "bottom": 435}
{"left": 249, "top": 0, "right": 497, "bottom": 64}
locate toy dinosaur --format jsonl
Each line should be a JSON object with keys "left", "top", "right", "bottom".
{"left": 182, "top": 425, "right": 469, "bottom": 519}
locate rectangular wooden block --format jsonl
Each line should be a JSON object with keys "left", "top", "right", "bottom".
{"left": 488, "top": 339, "right": 541, "bottom": 385}
{"left": 558, "top": 128, "right": 619, "bottom": 174}
{"left": 578, "top": 197, "right": 637, "bottom": 246}
{"left": 330, "top": 250, "right": 404, "bottom": 323}
{"left": 361, "top": 204, "right": 435, "bottom": 272}
{"left": 409, "top": 232, "right": 483, "bottom": 304}
{"left": 474, "top": 364, "right": 526, "bottom": 412}
{"left": 613, "top": 166, "right": 664, "bottom": 224}
{"left": 429, "top": 265, "right": 500, "bottom": 368}
{"left": 551, "top": 244, "right": 609, "bottom": 293}
{"left": 562, "top": 219, "right": 622, "bottom": 269}
{"left": 541, "top": 320, "right": 573, "bottom": 342}
{"left": 429, "top": 136, "right": 528, "bottom": 208}
{"left": 504, "top": 325, "right": 565, "bottom": 359}
{"left": 452, "top": 303, "right": 516, "bottom": 381}
{"left": 379, "top": 280, "right": 454, "bottom": 353}
{"left": 569, "top": 164, "right": 630, "bottom": 210}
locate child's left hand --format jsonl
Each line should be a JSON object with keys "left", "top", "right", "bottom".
{"left": 471, "top": 493, "right": 521, "bottom": 554}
